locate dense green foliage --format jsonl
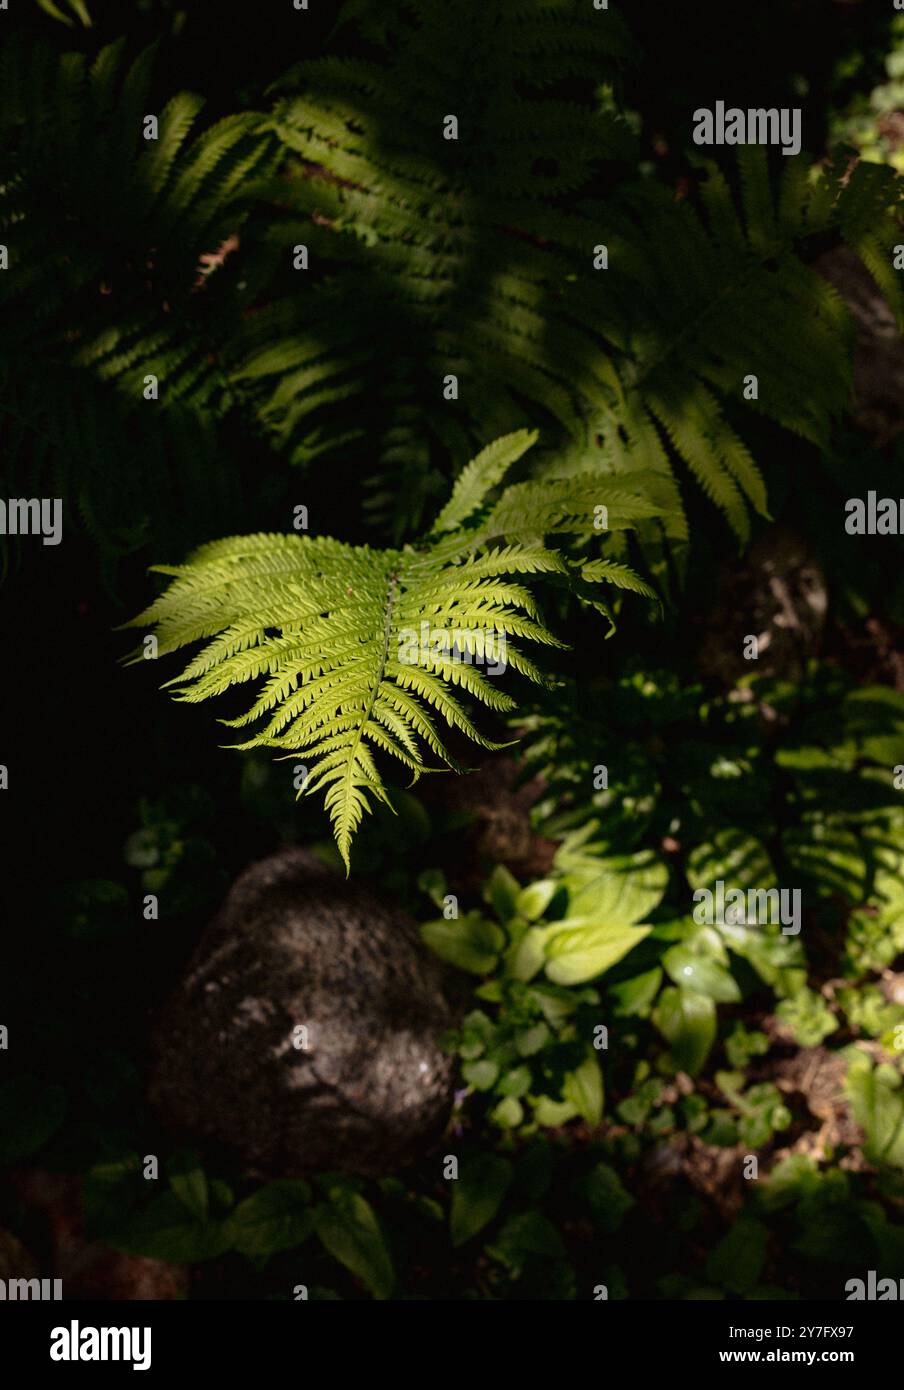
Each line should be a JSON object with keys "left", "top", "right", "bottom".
{"left": 831, "top": 14, "right": 904, "bottom": 174}
{"left": 6, "top": 665, "right": 904, "bottom": 1299}
{"left": 5, "top": 0, "right": 904, "bottom": 1304}
{"left": 257, "top": 9, "right": 903, "bottom": 553}
{"left": 3, "top": 1, "right": 903, "bottom": 577}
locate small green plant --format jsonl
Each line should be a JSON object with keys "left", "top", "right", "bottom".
{"left": 775, "top": 988, "right": 839, "bottom": 1048}
{"left": 419, "top": 847, "right": 667, "bottom": 1130}
{"left": 712, "top": 1072, "right": 793, "bottom": 1149}
{"left": 831, "top": 16, "right": 904, "bottom": 173}
{"left": 84, "top": 1154, "right": 398, "bottom": 1299}
{"left": 512, "top": 665, "right": 904, "bottom": 1092}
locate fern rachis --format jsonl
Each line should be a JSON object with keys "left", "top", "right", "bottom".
{"left": 127, "top": 430, "right": 664, "bottom": 867}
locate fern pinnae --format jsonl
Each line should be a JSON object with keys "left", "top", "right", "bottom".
{"left": 131, "top": 431, "right": 661, "bottom": 867}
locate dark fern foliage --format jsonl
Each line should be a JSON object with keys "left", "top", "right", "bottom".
{"left": 234, "top": 0, "right": 641, "bottom": 538}
{"left": 237, "top": 0, "right": 904, "bottom": 557}
{"left": 4, "top": 9, "right": 902, "bottom": 580}
{"left": 0, "top": 36, "right": 274, "bottom": 398}
{"left": 0, "top": 366, "right": 239, "bottom": 582}
{"left": 0, "top": 36, "right": 276, "bottom": 566}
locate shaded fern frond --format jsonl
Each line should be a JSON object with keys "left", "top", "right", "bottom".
{"left": 238, "top": 0, "right": 902, "bottom": 547}
{"left": 10, "top": 8, "right": 902, "bottom": 575}
{"left": 0, "top": 35, "right": 276, "bottom": 566}
{"left": 33, "top": 0, "right": 92, "bottom": 27}
{"left": 0, "top": 364, "right": 239, "bottom": 584}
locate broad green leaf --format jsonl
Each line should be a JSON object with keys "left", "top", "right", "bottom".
{"left": 491, "top": 1096, "right": 524, "bottom": 1128}
{"left": 530, "top": 984, "right": 582, "bottom": 1028}
{"left": 506, "top": 925, "right": 547, "bottom": 981}
{"left": 544, "top": 919, "right": 651, "bottom": 985}
{"left": 654, "top": 986, "right": 716, "bottom": 1076}
{"left": 663, "top": 945, "right": 740, "bottom": 1003}
{"left": 874, "top": 859, "right": 904, "bottom": 930}
{"left": 458, "top": 1008, "right": 496, "bottom": 1056}
{"left": 462, "top": 1059, "right": 499, "bottom": 1091}
{"left": 313, "top": 1194, "right": 394, "bottom": 1299}
{"left": 450, "top": 1154, "right": 513, "bottom": 1246}
{"left": 420, "top": 911, "right": 504, "bottom": 974}
{"left": 706, "top": 1217, "right": 768, "bottom": 1294}
{"left": 483, "top": 864, "right": 522, "bottom": 923}
{"left": 516, "top": 1022, "right": 550, "bottom": 1057}
{"left": 562, "top": 1052, "right": 604, "bottom": 1125}
{"left": 723, "top": 925, "right": 806, "bottom": 999}
{"left": 229, "top": 1180, "right": 313, "bottom": 1258}
{"left": 565, "top": 850, "right": 667, "bottom": 925}
{"left": 516, "top": 879, "right": 558, "bottom": 921}
{"left": 585, "top": 1162, "right": 634, "bottom": 1234}
{"left": 845, "top": 1053, "right": 904, "bottom": 1169}
{"left": 861, "top": 1205, "right": 904, "bottom": 1271}
{"left": 617, "top": 1077, "right": 663, "bottom": 1126}
{"left": 533, "top": 1095, "right": 579, "bottom": 1126}
{"left": 610, "top": 966, "right": 663, "bottom": 1016}
{"left": 486, "top": 1210, "right": 565, "bottom": 1275}
{"left": 167, "top": 1151, "right": 209, "bottom": 1223}
{"left": 498, "top": 1065, "right": 532, "bottom": 1099}
{"left": 417, "top": 867, "right": 447, "bottom": 908}
{"left": 112, "top": 1193, "right": 232, "bottom": 1263}
{"left": 757, "top": 1154, "right": 820, "bottom": 1213}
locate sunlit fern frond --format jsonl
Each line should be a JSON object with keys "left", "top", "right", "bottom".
{"left": 126, "top": 430, "right": 665, "bottom": 868}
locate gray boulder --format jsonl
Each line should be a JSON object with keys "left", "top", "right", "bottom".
{"left": 149, "top": 847, "right": 456, "bottom": 1176}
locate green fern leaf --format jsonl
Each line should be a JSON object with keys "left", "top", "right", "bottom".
{"left": 127, "top": 434, "right": 663, "bottom": 868}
